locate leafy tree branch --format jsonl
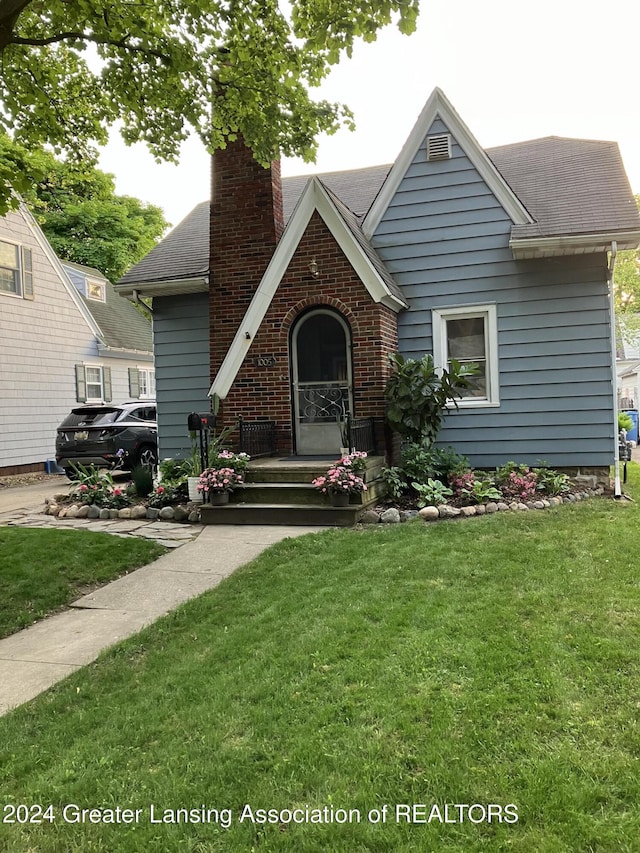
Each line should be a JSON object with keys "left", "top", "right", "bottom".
{"left": 0, "top": 0, "right": 420, "bottom": 214}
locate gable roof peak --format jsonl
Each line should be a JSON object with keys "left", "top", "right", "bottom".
{"left": 363, "top": 87, "right": 533, "bottom": 237}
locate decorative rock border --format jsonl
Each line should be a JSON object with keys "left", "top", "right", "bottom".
{"left": 44, "top": 498, "right": 202, "bottom": 524}
{"left": 359, "top": 487, "right": 605, "bottom": 525}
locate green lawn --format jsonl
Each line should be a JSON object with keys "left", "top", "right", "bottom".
{"left": 0, "top": 528, "right": 166, "bottom": 638}
{"left": 1, "top": 471, "right": 640, "bottom": 851}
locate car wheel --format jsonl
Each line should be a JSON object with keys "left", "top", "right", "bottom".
{"left": 136, "top": 444, "right": 157, "bottom": 469}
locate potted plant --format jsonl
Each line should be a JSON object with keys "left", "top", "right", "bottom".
{"left": 312, "top": 464, "right": 367, "bottom": 507}
{"left": 339, "top": 450, "right": 368, "bottom": 479}
{"left": 197, "top": 466, "right": 243, "bottom": 505}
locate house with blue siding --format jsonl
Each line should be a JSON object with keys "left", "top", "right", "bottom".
{"left": 117, "top": 89, "right": 640, "bottom": 483}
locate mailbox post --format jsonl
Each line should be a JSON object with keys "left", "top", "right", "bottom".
{"left": 188, "top": 412, "right": 213, "bottom": 473}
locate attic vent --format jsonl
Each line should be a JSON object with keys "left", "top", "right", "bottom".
{"left": 426, "top": 133, "right": 451, "bottom": 161}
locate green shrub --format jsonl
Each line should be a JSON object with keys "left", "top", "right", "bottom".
{"left": 131, "top": 464, "right": 154, "bottom": 497}
{"left": 619, "top": 411, "right": 634, "bottom": 433}
{"left": 411, "top": 478, "right": 453, "bottom": 507}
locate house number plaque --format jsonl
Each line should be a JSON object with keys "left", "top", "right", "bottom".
{"left": 255, "top": 355, "right": 276, "bottom": 368}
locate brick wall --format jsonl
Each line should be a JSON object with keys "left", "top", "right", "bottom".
{"left": 216, "top": 210, "right": 399, "bottom": 455}
{"left": 209, "top": 139, "right": 284, "bottom": 387}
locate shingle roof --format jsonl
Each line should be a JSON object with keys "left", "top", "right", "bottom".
{"left": 118, "top": 201, "right": 210, "bottom": 286}
{"left": 118, "top": 137, "right": 639, "bottom": 289}
{"left": 62, "top": 261, "right": 152, "bottom": 353}
{"left": 488, "top": 137, "right": 640, "bottom": 239}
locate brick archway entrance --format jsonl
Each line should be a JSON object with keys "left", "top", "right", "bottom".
{"left": 291, "top": 308, "right": 353, "bottom": 455}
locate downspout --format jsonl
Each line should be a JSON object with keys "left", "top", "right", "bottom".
{"left": 608, "top": 241, "right": 622, "bottom": 498}
{"left": 133, "top": 289, "right": 153, "bottom": 315}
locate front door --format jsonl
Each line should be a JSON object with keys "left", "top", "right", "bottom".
{"left": 292, "top": 309, "right": 352, "bottom": 455}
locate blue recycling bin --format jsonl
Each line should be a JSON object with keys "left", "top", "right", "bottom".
{"left": 621, "top": 409, "right": 639, "bottom": 444}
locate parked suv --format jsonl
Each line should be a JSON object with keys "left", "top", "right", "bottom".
{"left": 55, "top": 401, "right": 157, "bottom": 478}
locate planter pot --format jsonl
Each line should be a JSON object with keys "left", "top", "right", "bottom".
{"left": 330, "top": 492, "right": 350, "bottom": 507}
{"left": 187, "top": 477, "right": 203, "bottom": 503}
{"left": 207, "top": 491, "right": 230, "bottom": 506}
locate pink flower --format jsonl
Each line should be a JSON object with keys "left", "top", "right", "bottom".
{"left": 156, "top": 486, "right": 165, "bottom": 494}
{"left": 78, "top": 484, "right": 88, "bottom": 492}
{"left": 113, "top": 488, "right": 122, "bottom": 496}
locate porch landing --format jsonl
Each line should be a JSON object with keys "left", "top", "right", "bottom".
{"left": 199, "top": 456, "right": 386, "bottom": 526}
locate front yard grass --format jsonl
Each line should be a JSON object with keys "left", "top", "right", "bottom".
{"left": 1, "top": 468, "right": 640, "bottom": 851}
{"left": 0, "top": 528, "right": 166, "bottom": 638}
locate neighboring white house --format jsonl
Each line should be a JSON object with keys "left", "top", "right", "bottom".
{"left": 0, "top": 202, "right": 154, "bottom": 475}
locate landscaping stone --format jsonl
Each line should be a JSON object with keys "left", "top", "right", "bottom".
{"left": 47, "top": 503, "right": 60, "bottom": 516}
{"left": 188, "top": 510, "right": 201, "bottom": 523}
{"left": 475, "top": 504, "right": 486, "bottom": 515}
{"left": 439, "top": 505, "right": 461, "bottom": 518}
{"left": 418, "top": 506, "right": 439, "bottom": 521}
{"left": 117, "top": 508, "right": 132, "bottom": 519}
{"left": 485, "top": 502, "right": 498, "bottom": 514}
{"left": 360, "top": 509, "right": 381, "bottom": 524}
{"left": 173, "top": 505, "right": 190, "bottom": 523}
{"left": 380, "top": 507, "right": 401, "bottom": 524}
{"left": 87, "top": 505, "right": 101, "bottom": 519}
{"left": 108, "top": 509, "right": 119, "bottom": 519}
{"left": 400, "top": 510, "right": 420, "bottom": 522}
{"left": 66, "top": 504, "right": 80, "bottom": 518}
{"left": 496, "top": 502, "right": 510, "bottom": 512}
{"left": 99, "top": 508, "right": 110, "bottom": 519}
{"left": 533, "top": 500, "right": 546, "bottom": 510}
{"left": 146, "top": 507, "right": 160, "bottom": 520}
{"left": 460, "top": 506, "right": 476, "bottom": 517}
{"left": 130, "top": 505, "right": 148, "bottom": 520}
{"left": 159, "top": 507, "right": 175, "bottom": 520}
{"left": 76, "top": 505, "right": 90, "bottom": 518}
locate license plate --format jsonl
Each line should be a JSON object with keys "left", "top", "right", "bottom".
{"left": 74, "top": 430, "right": 89, "bottom": 441}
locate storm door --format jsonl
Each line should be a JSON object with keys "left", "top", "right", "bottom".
{"left": 292, "top": 309, "right": 353, "bottom": 455}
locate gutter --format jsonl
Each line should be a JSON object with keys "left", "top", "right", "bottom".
{"left": 608, "top": 241, "right": 622, "bottom": 498}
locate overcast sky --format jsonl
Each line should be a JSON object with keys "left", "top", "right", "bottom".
{"left": 98, "top": 0, "right": 640, "bottom": 228}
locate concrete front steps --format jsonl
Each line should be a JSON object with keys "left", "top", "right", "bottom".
{"left": 199, "top": 456, "right": 386, "bottom": 526}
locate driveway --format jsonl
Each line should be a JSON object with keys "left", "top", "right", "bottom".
{"left": 0, "top": 476, "right": 71, "bottom": 515}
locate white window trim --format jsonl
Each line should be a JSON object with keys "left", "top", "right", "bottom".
{"left": 137, "top": 366, "right": 156, "bottom": 399}
{"left": 86, "top": 278, "right": 106, "bottom": 302}
{"left": 0, "top": 238, "right": 24, "bottom": 298}
{"left": 84, "top": 364, "right": 105, "bottom": 401}
{"left": 432, "top": 303, "right": 500, "bottom": 408}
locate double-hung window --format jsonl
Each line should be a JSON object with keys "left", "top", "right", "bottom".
{"left": 0, "top": 240, "right": 33, "bottom": 299}
{"left": 75, "top": 364, "right": 112, "bottom": 402}
{"left": 432, "top": 304, "right": 499, "bottom": 407}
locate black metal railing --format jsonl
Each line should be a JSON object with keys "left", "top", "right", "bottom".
{"left": 345, "top": 415, "right": 377, "bottom": 454}
{"left": 238, "top": 417, "right": 277, "bottom": 458}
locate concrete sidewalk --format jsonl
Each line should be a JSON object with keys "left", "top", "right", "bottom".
{"left": 0, "top": 523, "right": 324, "bottom": 717}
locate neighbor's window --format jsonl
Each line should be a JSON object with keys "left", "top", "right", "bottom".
{"left": 87, "top": 279, "right": 106, "bottom": 301}
{"left": 138, "top": 368, "right": 156, "bottom": 399}
{"left": 85, "top": 366, "right": 104, "bottom": 400}
{"left": 432, "top": 304, "right": 499, "bottom": 406}
{"left": 75, "top": 364, "right": 112, "bottom": 403}
{"left": 0, "top": 241, "right": 32, "bottom": 298}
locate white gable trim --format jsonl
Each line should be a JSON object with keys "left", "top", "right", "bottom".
{"left": 209, "top": 177, "right": 405, "bottom": 400}
{"left": 363, "top": 88, "right": 533, "bottom": 238}
{"left": 19, "top": 202, "right": 105, "bottom": 341}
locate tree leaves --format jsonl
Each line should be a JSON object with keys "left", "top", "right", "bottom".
{"left": 0, "top": 0, "right": 420, "bottom": 210}
{"left": 384, "top": 353, "right": 477, "bottom": 444}
{"left": 15, "top": 144, "right": 169, "bottom": 281}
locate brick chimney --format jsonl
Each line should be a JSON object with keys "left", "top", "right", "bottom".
{"left": 209, "top": 138, "right": 284, "bottom": 383}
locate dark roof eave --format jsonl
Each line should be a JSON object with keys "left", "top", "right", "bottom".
{"left": 115, "top": 275, "right": 209, "bottom": 299}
